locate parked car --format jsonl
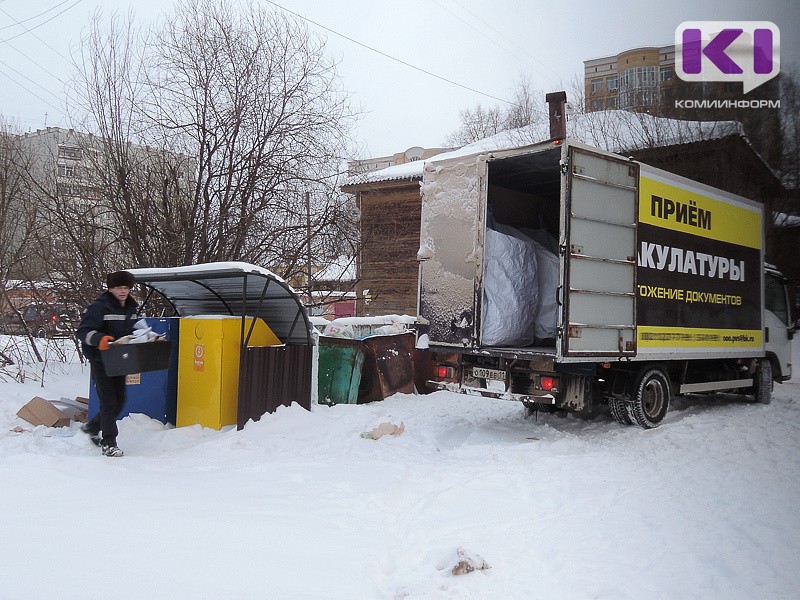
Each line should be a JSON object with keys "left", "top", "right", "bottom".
{"left": 0, "top": 303, "right": 81, "bottom": 338}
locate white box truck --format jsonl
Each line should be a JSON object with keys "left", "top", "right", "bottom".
{"left": 417, "top": 138, "right": 795, "bottom": 427}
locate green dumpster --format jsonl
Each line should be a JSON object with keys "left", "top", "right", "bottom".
{"left": 318, "top": 336, "right": 366, "bottom": 405}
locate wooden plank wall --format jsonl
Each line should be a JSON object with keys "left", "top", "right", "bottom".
{"left": 357, "top": 183, "right": 421, "bottom": 316}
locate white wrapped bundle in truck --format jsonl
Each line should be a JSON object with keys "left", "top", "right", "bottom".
{"left": 417, "top": 138, "right": 795, "bottom": 427}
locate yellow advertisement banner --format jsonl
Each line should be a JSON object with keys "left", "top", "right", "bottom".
{"left": 639, "top": 176, "right": 761, "bottom": 249}
{"left": 638, "top": 326, "right": 762, "bottom": 348}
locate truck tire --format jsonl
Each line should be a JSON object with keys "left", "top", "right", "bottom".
{"left": 608, "top": 398, "right": 632, "bottom": 425}
{"left": 630, "top": 366, "right": 670, "bottom": 429}
{"left": 753, "top": 359, "right": 772, "bottom": 405}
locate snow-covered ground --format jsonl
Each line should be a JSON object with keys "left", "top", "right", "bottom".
{"left": 1, "top": 336, "right": 798, "bottom": 600}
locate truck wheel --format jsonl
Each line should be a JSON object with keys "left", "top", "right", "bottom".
{"left": 630, "top": 367, "right": 670, "bottom": 429}
{"left": 753, "top": 359, "right": 772, "bottom": 405}
{"left": 608, "top": 398, "right": 632, "bottom": 425}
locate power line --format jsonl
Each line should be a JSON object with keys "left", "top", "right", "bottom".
{"left": 0, "top": 2, "right": 83, "bottom": 126}
{"left": 0, "top": 6, "right": 74, "bottom": 65}
{"left": 0, "top": 0, "right": 83, "bottom": 44}
{"left": 443, "top": 0, "right": 563, "bottom": 83}
{"left": 261, "top": 0, "right": 512, "bottom": 106}
{"left": 0, "top": 63, "right": 63, "bottom": 112}
{"left": 0, "top": 12, "right": 69, "bottom": 87}
{"left": 0, "top": 56, "right": 63, "bottom": 104}
{"left": 0, "top": 0, "right": 78, "bottom": 31}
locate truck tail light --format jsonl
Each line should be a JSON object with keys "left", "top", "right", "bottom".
{"left": 436, "top": 365, "right": 455, "bottom": 379}
{"left": 538, "top": 376, "right": 559, "bottom": 392}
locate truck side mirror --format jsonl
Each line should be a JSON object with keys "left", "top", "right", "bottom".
{"left": 788, "top": 318, "right": 800, "bottom": 340}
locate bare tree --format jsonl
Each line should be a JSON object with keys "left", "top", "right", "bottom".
{"left": 0, "top": 118, "right": 37, "bottom": 287}
{"left": 444, "top": 103, "right": 505, "bottom": 147}
{"left": 779, "top": 65, "right": 800, "bottom": 191}
{"left": 65, "top": 0, "right": 358, "bottom": 292}
{"left": 445, "top": 75, "right": 546, "bottom": 147}
{"left": 504, "top": 73, "right": 541, "bottom": 130}
{"left": 143, "top": 1, "right": 356, "bottom": 268}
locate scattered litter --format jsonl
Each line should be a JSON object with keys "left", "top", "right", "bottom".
{"left": 323, "top": 323, "right": 355, "bottom": 338}
{"left": 361, "top": 421, "right": 405, "bottom": 440}
{"left": 451, "top": 547, "right": 490, "bottom": 576}
{"left": 52, "top": 397, "right": 88, "bottom": 422}
{"left": 16, "top": 396, "right": 71, "bottom": 428}
{"left": 370, "top": 323, "right": 407, "bottom": 336}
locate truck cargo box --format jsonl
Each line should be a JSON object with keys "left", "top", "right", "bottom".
{"left": 418, "top": 139, "right": 764, "bottom": 363}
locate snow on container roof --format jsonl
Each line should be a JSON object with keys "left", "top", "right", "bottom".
{"left": 127, "top": 262, "right": 313, "bottom": 345}
{"left": 344, "top": 110, "right": 744, "bottom": 187}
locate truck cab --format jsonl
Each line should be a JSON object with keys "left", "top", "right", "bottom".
{"left": 764, "top": 265, "right": 795, "bottom": 381}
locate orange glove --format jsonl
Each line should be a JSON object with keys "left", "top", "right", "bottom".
{"left": 98, "top": 335, "right": 114, "bottom": 350}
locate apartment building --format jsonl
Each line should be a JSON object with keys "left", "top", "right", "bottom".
{"left": 584, "top": 45, "right": 782, "bottom": 168}
{"left": 585, "top": 46, "right": 677, "bottom": 112}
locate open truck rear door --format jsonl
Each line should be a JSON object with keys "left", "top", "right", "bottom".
{"left": 560, "top": 145, "right": 639, "bottom": 358}
{"left": 417, "top": 154, "right": 485, "bottom": 348}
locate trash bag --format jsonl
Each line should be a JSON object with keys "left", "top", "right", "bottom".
{"left": 481, "top": 224, "right": 539, "bottom": 346}
{"left": 522, "top": 227, "right": 559, "bottom": 342}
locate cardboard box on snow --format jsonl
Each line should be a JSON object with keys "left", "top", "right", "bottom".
{"left": 17, "top": 396, "right": 71, "bottom": 428}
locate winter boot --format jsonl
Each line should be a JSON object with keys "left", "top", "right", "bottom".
{"left": 101, "top": 444, "right": 124, "bottom": 457}
{"left": 81, "top": 423, "right": 101, "bottom": 446}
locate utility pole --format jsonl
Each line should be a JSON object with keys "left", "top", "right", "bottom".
{"left": 305, "top": 191, "right": 312, "bottom": 304}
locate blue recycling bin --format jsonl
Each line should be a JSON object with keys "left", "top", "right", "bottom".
{"left": 89, "top": 317, "right": 180, "bottom": 425}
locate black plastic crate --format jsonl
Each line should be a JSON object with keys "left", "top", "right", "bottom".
{"left": 100, "top": 340, "right": 175, "bottom": 376}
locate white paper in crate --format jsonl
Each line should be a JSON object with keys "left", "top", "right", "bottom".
{"left": 112, "top": 319, "right": 166, "bottom": 345}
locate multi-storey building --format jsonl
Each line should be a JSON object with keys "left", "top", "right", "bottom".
{"left": 347, "top": 146, "right": 452, "bottom": 176}
{"left": 585, "top": 46, "right": 677, "bottom": 112}
{"left": 10, "top": 127, "right": 193, "bottom": 281}
{"left": 584, "top": 45, "right": 782, "bottom": 168}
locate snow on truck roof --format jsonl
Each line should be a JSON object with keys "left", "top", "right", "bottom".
{"left": 344, "top": 110, "right": 744, "bottom": 186}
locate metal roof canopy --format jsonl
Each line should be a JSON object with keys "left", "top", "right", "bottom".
{"left": 126, "top": 262, "right": 313, "bottom": 346}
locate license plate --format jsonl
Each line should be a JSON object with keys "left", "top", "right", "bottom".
{"left": 472, "top": 367, "right": 505, "bottom": 381}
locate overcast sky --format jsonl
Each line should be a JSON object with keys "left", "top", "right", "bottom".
{"left": 1, "top": 0, "right": 797, "bottom": 158}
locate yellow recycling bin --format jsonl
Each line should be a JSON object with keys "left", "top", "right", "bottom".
{"left": 177, "top": 316, "right": 280, "bottom": 429}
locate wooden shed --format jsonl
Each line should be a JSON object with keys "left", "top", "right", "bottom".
{"left": 342, "top": 168, "right": 424, "bottom": 317}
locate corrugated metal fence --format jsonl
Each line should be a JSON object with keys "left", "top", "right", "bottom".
{"left": 237, "top": 345, "right": 312, "bottom": 430}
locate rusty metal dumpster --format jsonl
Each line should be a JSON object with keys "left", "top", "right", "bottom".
{"left": 358, "top": 332, "right": 416, "bottom": 403}
{"left": 318, "top": 336, "right": 366, "bottom": 405}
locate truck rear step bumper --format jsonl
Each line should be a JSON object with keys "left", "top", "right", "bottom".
{"left": 426, "top": 380, "right": 556, "bottom": 404}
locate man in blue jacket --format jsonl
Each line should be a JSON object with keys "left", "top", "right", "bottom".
{"left": 76, "top": 271, "right": 139, "bottom": 457}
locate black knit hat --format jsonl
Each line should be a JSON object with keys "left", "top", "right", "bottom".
{"left": 106, "top": 270, "right": 136, "bottom": 288}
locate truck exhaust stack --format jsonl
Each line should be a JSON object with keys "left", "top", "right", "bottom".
{"left": 545, "top": 91, "right": 567, "bottom": 140}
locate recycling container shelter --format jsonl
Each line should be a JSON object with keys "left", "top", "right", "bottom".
{"left": 89, "top": 317, "right": 181, "bottom": 424}
{"left": 177, "top": 316, "right": 280, "bottom": 429}
{"left": 317, "top": 336, "right": 366, "bottom": 405}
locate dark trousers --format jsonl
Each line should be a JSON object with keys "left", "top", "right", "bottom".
{"left": 87, "top": 361, "right": 127, "bottom": 446}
